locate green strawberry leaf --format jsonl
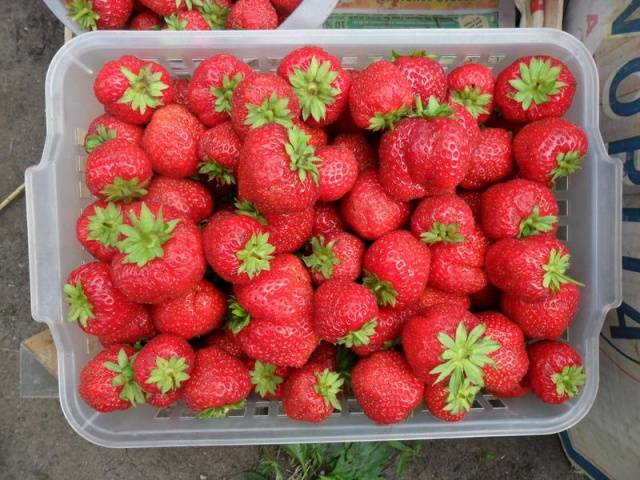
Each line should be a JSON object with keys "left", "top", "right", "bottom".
{"left": 289, "top": 57, "right": 340, "bottom": 123}
{"left": 302, "top": 236, "right": 340, "bottom": 280}
{"left": 235, "top": 232, "right": 275, "bottom": 279}
{"left": 518, "top": 205, "right": 557, "bottom": 238}
{"left": 211, "top": 72, "right": 244, "bottom": 114}
{"left": 85, "top": 124, "right": 117, "bottom": 153}
{"left": 362, "top": 270, "right": 398, "bottom": 307}
{"left": 87, "top": 202, "right": 123, "bottom": 247}
{"left": 146, "top": 355, "right": 191, "bottom": 394}
{"left": 508, "top": 57, "right": 568, "bottom": 110}
{"left": 118, "top": 65, "right": 169, "bottom": 114}
{"left": 250, "top": 361, "right": 283, "bottom": 397}
{"left": 314, "top": 369, "right": 344, "bottom": 411}
{"left": 542, "top": 248, "right": 585, "bottom": 293}
{"left": 63, "top": 280, "right": 94, "bottom": 327}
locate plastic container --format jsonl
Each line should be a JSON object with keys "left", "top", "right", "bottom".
{"left": 26, "top": 29, "right": 622, "bottom": 447}
{"left": 42, "top": 0, "right": 339, "bottom": 34}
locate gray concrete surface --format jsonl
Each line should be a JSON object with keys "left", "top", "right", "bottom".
{"left": 0, "top": 2, "right": 584, "bottom": 479}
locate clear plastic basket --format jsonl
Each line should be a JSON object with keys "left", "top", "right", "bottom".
{"left": 26, "top": 29, "right": 622, "bottom": 447}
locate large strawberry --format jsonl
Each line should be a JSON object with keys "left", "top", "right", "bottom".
{"left": 341, "top": 170, "right": 411, "bottom": 240}
{"left": 182, "top": 346, "right": 252, "bottom": 417}
{"left": 410, "top": 194, "right": 476, "bottom": 245}
{"left": 313, "top": 202, "right": 346, "bottom": 237}
{"left": 79, "top": 345, "right": 145, "bottom": 412}
{"left": 414, "top": 287, "right": 471, "bottom": 312}
{"left": 151, "top": 279, "right": 226, "bottom": 339}
{"left": 447, "top": 63, "right": 495, "bottom": 123}
{"left": 142, "top": 104, "right": 205, "bottom": 178}
{"left": 65, "top": 0, "right": 133, "bottom": 30}
{"left": 485, "top": 235, "right": 583, "bottom": 302}
{"left": 226, "top": 0, "right": 278, "bottom": 30}
{"left": 332, "top": 132, "right": 377, "bottom": 172}
{"left": 188, "top": 53, "right": 252, "bottom": 127}
{"left": 165, "top": 9, "right": 210, "bottom": 30}
{"left": 513, "top": 117, "right": 589, "bottom": 185}
{"left": 246, "top": 359, "right": 290, "bottom": 400}
{"left": 424, "top": 378, "right": 479, "bottom": 423}
{"left": 76, "top": 201, "right": 122, "bottom": 262}
{"left": 303, "top": 232, "right": 364, "bottom": 284}
{"left": 197, "top": 0, "right": 232, "bottom": 29}
{"left": 363, "top": 230, "right": 431, "bottom": 308}
{"left": 94, "top": 55, "right": 174, "bottom": 124}
{"left": 111, "top": 202, "right": 206, "bottom": 303}
{"left": 84, "top": 113, "right": 144, "bottom": 153}
{"left": 133, "top": 334, "right": 195, "bottom": 394}
{"left": 282, "top": 364, "right": 344, "bottom": 423}
{"left": 237, "top": 124, "right": 320, "bottom": 214}
{"left": 501, "top": 283, "right": 580, "bottom": 339}
{"left": 316, "top": 145, "right": 358, "bottom": 201}
{"left": 494, "top": 55, "right": 576, "bottom": 122}
{"left": 349, "top": 60, "right": 414, "bottom": 131}
{"left": 85, "top": 139, "right": 152, "bottom": 202}
{"left": 197, "top": 121, "right": 242, "bottom": 186}
{"left": 527, "top": 340, "right": 585, "bottom": 404}
{"left": 98, "top": 308, "right": 156, "bottom": 347}
{"left": 144, "top": 176, "right": 213, "bottom": 223}
{"left": 460, "top": 128, "right": 513, "bottom": 190}
{"left": 393, "top": 51, "right": 447, "bottom": 104}
{"left": 351, "top": 307, "right": 414, "bottom": 357}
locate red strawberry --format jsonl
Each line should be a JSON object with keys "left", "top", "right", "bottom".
{"left": 205, "top": 328, "right": 244, "bottom": 358}
{"left": 314, "top": 280, "right": 379, "bottom": 347}
{"left": 111, "top": 202, "right": 206, "bottom": 303}
{"left": 501, "top": 283, "right": 580, "bottom": 339}
{"left": 460, "top": 128, "right": 513, "bottom": 190}
{"left": 139, "top": 0, "right": 196, "bottom": 16}
{"left": 85, "top": 139, "right": 152, "bottom": 202}
{"left": 171, "top": 78, "right": 190, "bottom": 105}
{"left": 485, "top": 235, "right": 582, "bottom": 302}
{"left": 294, "top": 119, "right": 328, "bottom": 149}
{"left": 188, "top": 54, "right": 252, "bottom": 127}
{"left": 231, "top": 73, "right": 300, "bottom": 138}
{"left": 424, "top": 379, "right": 479, "bottom": 423}
{"left": 349, "top": 60, "right": 414, "bottom": 131}
{"left": 513, "top": 117, "right": 589, "bottom": 185}
{"left": 201, "top": 211, "right": 274, "bottom": 285}
{"left": 414, "top": 287, "right": 471, "bottom": 313}
{"left": 410, "top": 194, "right": 475, "bottom": 245}
{"left": 65, "top": 0, "right": 133, "bottom": 30}
{"left": 144, "top": 176, "right": 213, "bottom": 223}
{"left": 527, "top": 340, "right": 585, "bottom": 404}
{"left": 303, "top": 232, "right": 364, "bottom": 284}
{"left": 282, "top": 363, "right": 344, "bottom": 423}
{"left": 142, "top": 104, "right": 205, "bottom": 178}
{"left": 332, "top": 132, "right": 377, "bottom": 172}
{"left": 98, "top": 308, "right": 156, "bottom": 347}
{"left": 152, "top": 279, "right": 226, "bottom": 339}
{"left": 351, "top": 307, "right": 414, "bottom": 356}
{"left": 480, "top": 179, "right": 558, "bottom": 240}
{"left": 183, "top": 346, "right": 252, "bottom": 417}
{"left": 449, "top": 101, "right": 481, "bottom": 144}
{"left": 79, "top": 345, "right": 145, "bottom": 412}
{"left": 278, "top": 46, "right": 351, "bottom": 127}
{"left": 363, "top": 230, "right": 431, "bottom": 308}
{"left": 447, "top": 63, "right": 495, "bottom": 123}
{"left": 458, "top": 189, "right": 482, "bottom": 222}
{"left": 352, "top": 350, "right": 423, "bottom": 424}
{"left": 64, "top": 261, "right": 147, "bottom": 337}
{"left": 94, "top": 55, "right": 173, "bottom": 124}
{"left": 147, "top": 389, "right": 182, "bottom": 408}
{"left": 129, "top": 9, "right": 162, "bottom": 29}
{"left": 76, "top": 201, "right": 122, "bottom": 262}
{"left": 197, "top": 121, "right": 242, "bottom": 186}
{"left": 487, "top": 379, "right": 529, "bottom": 399}
{"left": 308, "top": 342, "right": 338, "bottom": 371}
{"left": 238, "top": 124, "right": 319, "bottom": 214}
{"left": 313, "top": 202, "right": 346, "bottom": 237}
{"left": 84, "top": 113, "right": 144, "bottom": 153}
{"left": 393, "top": 51, "right": 447, "bottom": 104}
{"left": 494, "top": 56, "right": 576, "bottom": 122}
{"left": 197, "top": 0, "right": 232, "bottom": 29}
{"left": 133, "top": 334, "right": 195, "bottom": 394}
{"left": 226, "top": 0, "right": 278, "bottom": 30}
{"left": 341, "top": 170, "right": 411, "bottom": 240}
{"left": 270, "top": 0, "right": 301, "bottom": 15}
{"left": 246, "top": 359, "right": 290, "bottom": 400}
{"left": 316, "top": 145, "right": 358, "bottom": 201}
{"left": 165, "top": 9, "right": 210, "bottom": 29}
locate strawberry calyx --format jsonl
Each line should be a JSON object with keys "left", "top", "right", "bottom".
{"left": 146, "top": 356, "right": 191, "bottom": 394}
{"left": 412, "top": 95, "right": 455, "bottom": 120}
{"left": 234, "top": 199, "right": 267, "bottom": 225}
{"left": 551, "top": 364, "right": 585, "bottom": 398}
{"left": 228, "top": 297, "right": 251, "bottom": 334}
{"left": 542, "top": 249, "right": 584, "bottom": 293}
{"left": 198, "top": 400, "right": 246, "bottom": 419}
{"left": 444, "top": 378, "right": 481, "bottom": 415}
{"left": 236, "top": 232, "right": 275, "bottom": 279}
{"left": 368, "top": 105, "right": 411, "bottom": 132}
{"left": 363, "top": 271, "right": 398, "bottom": 307}
{"left": 450, "top": 86, "right": 492, "bottom": 119}
{"left": 210, "top": 72, "right": 244, "bottom": 114}
{"left": 518, "top": 206, "right": 557, "bottom": 238}
{"left": 285, "top": 127, "right": 321, "bottom": 185}
{"left": 337, "top": 319, "right": 378, "bottom": 348}
{"left": 250, "top": 361, "right": 283, "bottom": 397}
{"left": 66, "top": 0, "right": 100, "bottom": 31}
{"left": 508, "top": 57, "right": 568, "bottom": 111}
{"left": 103, "top": 348, "right": 146, "bottom": 406}
{"left": 117, "top": 203, "right": 180, "bottom": 267}
{"left": 289, "top": 57, "right": 340, "bottom": 123}
{"left": 391, "top": 50, "right": 439, "bottom": 60}
{"left": 164, "top": 14, "right": 189, "bottom": 30}
{"left": 199, "top": 159, "right": 236, "bottom": 185}
{"left": 551, "top": 150, "right": 583, "bottom": 182}
{"left": 314, "top": 369, "right": 344, "bottom": 411}
{"left": 101, "top": 176, "right": 149, "bottom": 203}
{"left": 198, "top": 0, "right": 229, "bottom": 29}
{"left": 302, "top": 236, "right": 340, "bottom": 280}
{"left": 85, "top": 124, "right": 117, "bottom": 153}
{"left": 63, "top": 280, "right": 94, "bottom": 327}
{"left": 178, "top": 0, "right": 203, "bottom": 10}
{"left": 87, "top": 202, "right": 123, "bottom": 247}
{"left": 118, "top": 65, "right": 169, "bottom": 114}
{"left": 420, "top": 222, "right": 465, "bottom": 245}
{"left": 245, "top": 92, "right": 294, "bottom": 130}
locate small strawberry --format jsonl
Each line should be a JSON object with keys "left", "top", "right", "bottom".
{"left": 278, "top": 46, "right": 351, "bottom": 127}
{"left": 294, "top": 119, "right": 328, "bottom": 149}
{"left": 410, "top": 194, "right": 476, "bottom": 246}
{"left": 197, "top": 121, "right": 242, "bottom": 186}
{"left": 282, "top": 364, "right": 343, "bottom": 423}
{"left": 205, "top": 328, "right": 244, "bottom": 358}
{"left": 308, "top": 342, "right": 338, "bottom": 371}
{"left": 352, "top": 350, "right": 423, "bottom": 424}
{"left": 527, "top": 340, "right": 585, "bottom": 404}
{"left": 414, "top": 287, "right": 471, "bottom": 313}
{"left": 341, "top": 170, "right": 411, "bottom": 240}
{"left": 270, "top": 0, "right": 301, "bottom": 15}
{"left": 84, "top": 113, "right": 144, "bottom": 153}
{"left": 513, "top": 117, "right": 589, "bottom": 185}
{"left": 501, "top": 283, "right": 580, "bottom": 340}
{"left": 226, "top": 0, "right": 278, "bottom": 30}
{"left": 76, "top": 201, "right": 122, "bottom": 262}
{"left": 313, "top": 280, "right": 379, "bottom": 347}
{"left": 144, "top": 176, "right": 214, "bottom": 223}
{"left": 316, "top": 145, "right": 358, "bottom": 201}
{"left": 351, "top": 307, "right": 414, "bottom": 357}
{"left": 424, "top": 378, "right": 479, "bottom": 422}
{"left": 98, "top": 308, "right": 156, "bottom": 347}
{"left": 147, "top": 389, "right": 182, "bottom": 408}
{"left": 247, "top": 359, "right": 290, "bottom": 400}
{"left": 85, "top": 139, "right": 152, "bottom": 202}
{"left": 393, "top": 50, "right": 447, "bottom": 104}
{"left": 302, "top": 232, "right": 364, "bottom": 284}
{"left": 139, "top": 0, "right": 197, "bottom": 16}
{"left": 363, "top": 230, "right": 431, "bottom": 308}
{"left": 183, "top": 346, "right": 252, "bottom": 417}
{"left": 494, "top": 55, "right": 576, "bottom": 122}
{"left": 447, "top": 63, "right": 495, "bottom": 123}
{"left": 197, "top": 0, "right": 232, "bottom": 29}
{"left": 133, "top": 334, "right": 195, "bottom": 394}
{"left": 313, "top": 202, "right": 346, "bottom": 237}
{"left": 79, "top": 345, "right": 145, "bottom": 412}
{"left": 485, "top": 235, "right": 583, "bottom": 302}
{"left": 165, "top": 9, "right": 210, "bottom": 30}
{"left": 94, "top": 55, "right": 173, "bottom": 125}
{"left": 142, "top": 104, "right": 205, "bottom": 178}
{"left": 152, "top": 279, "right": 227, "bottom": 339}
{"left": 460, "top": 128, "right": 513, "bottom": 190}
{"left": 65, "top": 0, "right": 133, "bottom": 30}
{"left": 332, "top": 132, "right": 377, "bottom": 172}
{"left": 349, "top": 60, "right": 414, "bottom": 131}
{"left": 129, "top": 9, "right": 162, "bottom": 30}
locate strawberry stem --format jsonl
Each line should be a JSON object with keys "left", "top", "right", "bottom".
{"left": 250, "top": 361, "right": 283, "bottom": 397}
{"left": 412, "top": 96, "right": 454, "bottom": 120}
{"left": 245, "top": 92, "right": 293, "bottom": 130}
{"left": 518, "top": 205, "right": 557, "bottom": 238}
{"left": 314, "top": 369, "right": 344, "bottom": 411}
{"left": 199, "top": 159, "right": 236, "bottom": 185}
{"left": 285, "top": 127, "right": 320, "bottom": 185}
{"left": 146, "top": 356, "right": 191, "bottom": 394}
{"left": 363, "top": 271, "right": 398, "bottom": 307}
{"left": 235, "top": 232, "right": 275, "bottom": 279}
{"left": 198, "top": 400, "right": 246, "bottom": 419}
{"left": 551, "top": 365, "right": 585, "bottom": 398}
{"left": 87, "top": 202, "right": 123, "bottom": 248}
{"left": 63, "top": 280, "right": 94, "bottom": 327}
{"left": 508, "top": 57, "right": 568, "bottom": 110}
{"left": 198, "top": 0, "right": 229, "bottom": 29}
{"left": 551, "top": 150, "right": 583, "bottom": 182}
{"left": 210, "top": 72, "right": 244, "bottom": 114}
{"left": 118, "top": 65, "right": 169, "bottom": 114}
{"left": 85, "top": 124, "right": 117, "bottom": 153}
{"left": 103, "top": 348, "right": 146, "bottom": 406}
{"left": 234, "top": 199, "right": 267, "bottom": 225}
{"left": 289, "top": 57, "right": 340, "bottom": 123}
{"left": 66, "top": 0, "right": 100, "bottom": 31}
{"left": 420, "top": 222, "right": 465, "bottom": 244}
{"left": 227, "top": 297, "right": 252, "bottom": 334}
{"left": 302, "top": 236, "right": 340, "bottom": 280}
{"left": 337, "top": 319, "right": 378, "bottom": 348}
{"left": 101, "top": 176, "right": 148, "bottom": 203}
{"left": 542, "top": 249, "right": 584, "bottom": 293}
{"left": 368, "top": 105, "right": 411, "bottom": 131}
{"left": 443, "top": 378, "right": 480, "bottom": 415}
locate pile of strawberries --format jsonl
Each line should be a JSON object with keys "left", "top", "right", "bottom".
{"left": 69, "top": 45, "right": 589, "bottom": 424}
{"left": 65, "top": 0, "right": 300, "bottom": 31}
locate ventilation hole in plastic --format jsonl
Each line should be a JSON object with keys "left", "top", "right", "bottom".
{"left": 341, "top": 56, "right": 359, "bottom": 68}
{"left": 439, "top": 55, "right": 457, "bottom": 65}
{"left": 167, "top": 59, "right": 186, "bottom": 68}
{"left": 179, "top": 409, "right": 197, "bottom": 419}
{"left": 268, "top": 57, "right": 282, "bottom": 69}
{"left": 347, "top": 399, "right": 363, "bottom": 414}
{"left": 253, "top": 404, "right": 270, "bottom": 417}
{"left": 228, "top": 405, "right": 247, "bottom": 417}
{"left": 487, "top": 398, "right": 507, "bottom": 409}
{"left": 487, "top": 55, "right": 505, "bottom": 64}
{"left": 155, "top": 408, "right": 173, "bottom": 419}
{"left": 471, "top": 399, "right": 483, "bottom": 410}
{"left": 463, "top": 55, "right": 481, "bottom": 64}
{"left": 244, "top": 58, "right": 260, "bottom": 69}
{"left": 277, "top": 402, "right": 286, "bottom": 416}
{"left": 556, "top": 224, "right": 568, "bottom": 241}
{"left": 554, "top": 176, "right": 568, "bottom": 191}
{"left": 558, "top": 199, "right": 568, "bottom": 216}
